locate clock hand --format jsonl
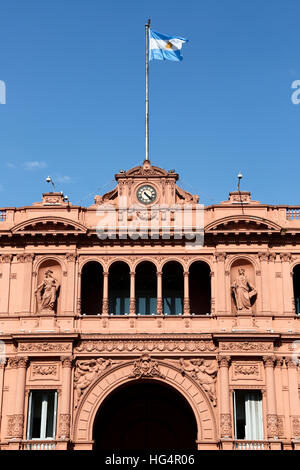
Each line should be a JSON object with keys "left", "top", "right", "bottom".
{"left": 143, "top": 191, "right": 152, "bottom": 200}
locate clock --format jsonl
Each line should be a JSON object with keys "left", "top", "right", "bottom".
{"left": 136, "top": 184, "right": 157, "bottom": 205}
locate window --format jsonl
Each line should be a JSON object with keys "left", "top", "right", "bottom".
{"left": 233, "top": 390, "right": 263, "bottom": 440}
{"left": 27, "top": 391, "right": 57, "bottom": 440}
{"left": 293, "top": 265, "right": 300, "bottom": 314}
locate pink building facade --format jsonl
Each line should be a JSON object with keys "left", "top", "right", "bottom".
{"left": 0, "top": 160, "right": 300, "bottom": 450}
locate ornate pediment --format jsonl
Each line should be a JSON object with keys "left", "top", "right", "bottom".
{"left": 205, "top": 216, "right": 282, "bottom": 234}
{"left": 115, "top": 160, "right": 173, "bottom": 179}
{"left": 11, "top": 217, "right": 87, "bottom": 235}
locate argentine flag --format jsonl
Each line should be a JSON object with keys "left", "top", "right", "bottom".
{"left": 149, "top": 29, "right": 188, "bottom": 62}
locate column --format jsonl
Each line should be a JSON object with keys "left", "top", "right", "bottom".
{"left": 280, "top": 254, "right": 294, "bottom": 314}
{"left": 102, "top": 271, "right": 109, "bottom": 314}
{"left": 9, "top": 357, "right": 28, "bottom": 440}
{"left": 274, "top": 357, "right": 284, "bottom": 439}
{"left": 215, "top": 253, "right": 226, "bottom": 314}
{"left": 258, "top": 253, "right": 271, "bottom": 314}
{"left": 183, "top": 270, "right": 190, "bottom": 315}
{"left": 17, "top": 254, "right": 34, "bottom": 314}
{"left": 64, "top": 253, "right": 76, "bottom": 315}
{"left": 0, "top": 255, "right": 12, "bottom": 314}
{"left": 58, "top": 356, "right": 73, "bottom": 442}
{"left": 0, "top": 359, "right": 6, "bottom": 436}
{"left": 263, "top": 356, "right": 278, "bottom": 438}
{"left": 156, "top": 271, "right": 162, "bottom": 314}
{"left": 286, "top": 358, "right": 300, "bottom": 439}
{"left": 129, "top": 271, "right": 135, "bottom": 315}
{"left": 218, "top": 356, "right": 232, "bottom": 442}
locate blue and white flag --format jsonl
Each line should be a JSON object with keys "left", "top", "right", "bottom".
{"left": 149, "top": 29, "right": 188, "bottom": 62}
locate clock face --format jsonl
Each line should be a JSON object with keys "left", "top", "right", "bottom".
{"left": 136, "top": 185, "right": 157, "bottom": 205}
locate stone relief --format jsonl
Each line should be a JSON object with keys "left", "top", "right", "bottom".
{"left": 179, "top": 358, "right": 218, "bottom": 406}
{"left": 74, "top": 338, "right": 217, "bottom": 354}
{"left": 129, "top": 354, "right": 164, "bottom": 379}
{"left": 35, "top": 269, "right": 59, "bottom": 313}
{"left": 231, "top": 267, "right": 257, "bottom": 312}
{"left": 74, "top": 358, "right": 114, "bottom": 407}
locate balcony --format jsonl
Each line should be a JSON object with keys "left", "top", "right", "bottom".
{"left": 233, "top": 440, "right": 270, "bottom": 450}
{"left": 21, "top": 440, "right": 56, "bottom": 450}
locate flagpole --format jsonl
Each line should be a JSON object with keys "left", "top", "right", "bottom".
{"left": 145, "top": 19, "right": 150, "bottom": 161}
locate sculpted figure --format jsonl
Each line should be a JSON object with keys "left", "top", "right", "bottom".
{"left": 35, "top": 269, "right": 59, "bottom": 313}
{"left": 180, "top": 358, "right": 218, "bottom": 406}
{"left": 74, "top": 358, "right": 112, "bottom": 406}
{"left": 231, "top": 267, "right": 256, "bottom": 311}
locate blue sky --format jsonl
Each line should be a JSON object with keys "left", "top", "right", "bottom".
{"left": 0, "top": 0, "right": 299, "bottom": 208}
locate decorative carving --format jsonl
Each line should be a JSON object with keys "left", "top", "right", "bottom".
{"left": 232, "top": 363, "right": 260, "bottom": 380}
{"left": 32, "top": 364, "right": 57, "bottom": 376}
{"left": 74, "top": 358, "right": 113, "bottom": 407}
{"left": 75, "top": 338, "right": 217, "bottom": 354}
{"left": 183, "top": 298, "right": 190, "bottom": 315}
{"left": 277, "top": 415, "right": 285, "bottom": 439}
{"left": 267, "top": 414, "right": 278, "bottom": 438}
{"left": 7, "top": 414, "right": 24, "bottom": 438}
{"left": 17, "top": 356, "right": 29, "bottom": 368}
{"left": 280, "top": 253, "right": 292, "bottom": 263}
{"left": 231, "top": 267, "right": 256, "bottom": 312}
{"left": 291, "top": 416, "right": 300, "bottom": 438}
{"left": 179, "top": 358, "right": 217, "bottom": 406}
{"left": 19, "top": 342, "right": 71, "bottom": 352}
{"left": 16, "top": 253, "right": 35, "bottom": 263}
{"left": 129, "top": 298, "right": 135, "bottom": 315}
{"left": 214, "top": 252, "right": 226, "bottom": 262}
{"left": 129, "top": 354, "right": 164, "bottom": 379}
{"left": 156, "top": 298, "right": 163, "bottom": 315}
{"left": 58, "top": 413, "right": 71, "bottom": 439}
{"left": 7, "top": 357, "right": 19, "bottom": 369}
{"left": 220, "top": 342, "right": 273, "bottom": 352}
{"left": 35, "top": 269, "right": 59, "bottom": 314}
{"left": 258, "top": 252, "right": 269, "bottom": 262}
{"left": 65, "top": 253, "right": 77, "bottom": 262}
{"left": 218, "top": 356, "right": 231, "bottom": 368}
{"left": 220, "top": 413, "right": 232, "bottom": 438}
{"left": 0, "top": 254, "right": 13, "bottom": 263}
{"left": 263, "top": 356, "right": 275, "bottom": 368}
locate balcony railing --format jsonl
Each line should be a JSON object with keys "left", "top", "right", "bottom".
{"left": 0, "top": 210, "right": 6, "bottom": 222}
{"left": 234, "top": 440, "right": 270, "bottom": 450}
{"left": 21, "top": 440, "right": 56, "bottom": 450}
{"left": 286, "top": 208, "right": 300, "bottom": 220}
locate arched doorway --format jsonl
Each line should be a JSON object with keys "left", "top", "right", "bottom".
{"left": 93, "top": 381, "right": 197, "bottom": 450}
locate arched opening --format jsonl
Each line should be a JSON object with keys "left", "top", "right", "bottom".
{"left": 81, "top": 262, "right": 103, "bottom": 315}
{"left": 162, "top": 262, "right": 183, "bottom": 315}
{"left": 189, "top": 261, "right": 211, "bottom": 315}
{"left": 293, "top": 265, "right": 300, "bottom": 314}
{"left": 135, "top": 262, "right": 157, "bottom": 315}
{"left": 108, "top": 262, "right": 130, "bottom": 315}
{"left": 93, "top": 381, "right": 197, "bottom": 450}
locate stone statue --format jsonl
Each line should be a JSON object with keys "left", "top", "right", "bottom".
{"left": 74, "top": 358, "right": 112, "bottom": 407}
{"left": 231, "top": 267, "right": 256, "bottom": 311}
{"left": 35, "top": 269, "right": 59, "bottom": 313}
{"left": 179, "top": 358, "right": 218, "bottom": 406}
